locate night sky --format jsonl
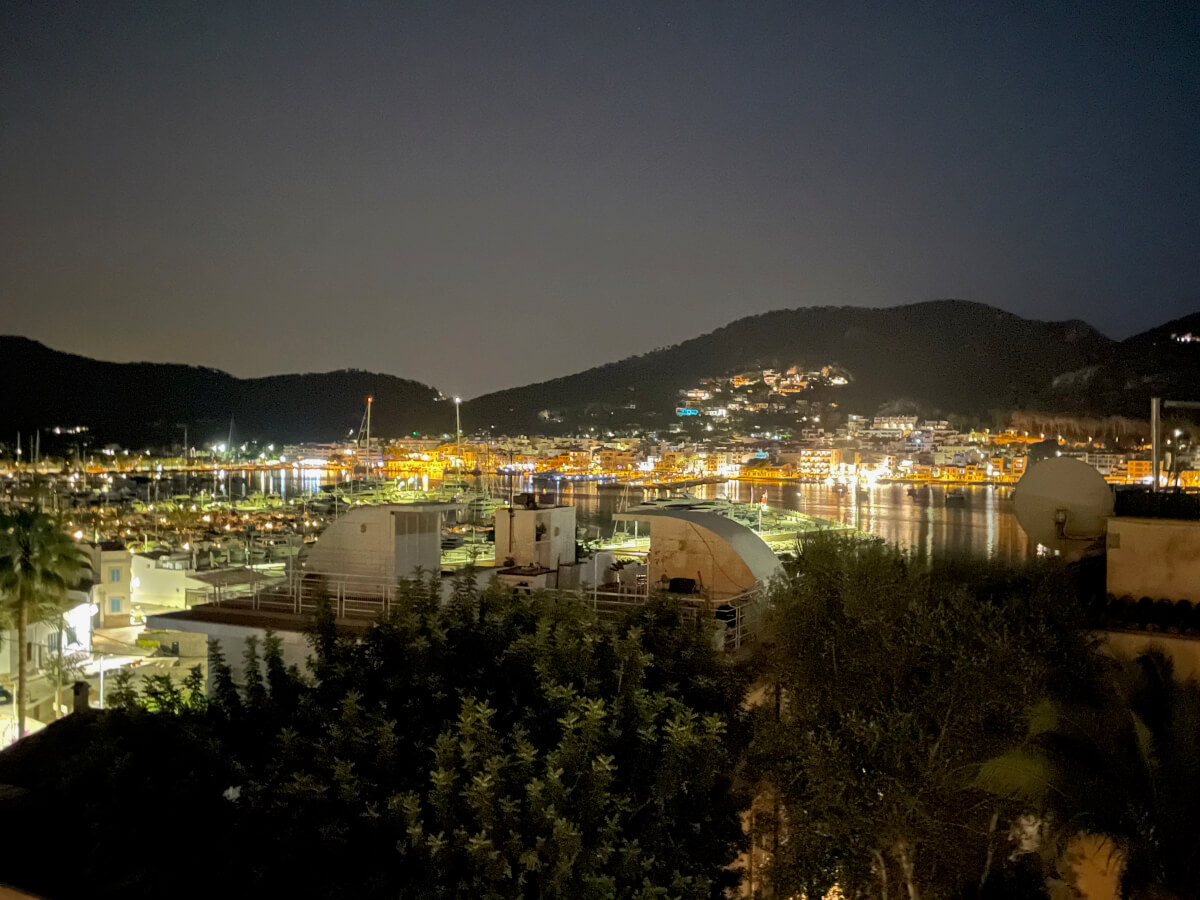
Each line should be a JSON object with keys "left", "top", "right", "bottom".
{"left": 2, "top": 2, "right": 1198, "bottom": 397}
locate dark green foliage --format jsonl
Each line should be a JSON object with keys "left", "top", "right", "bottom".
{"left": 239, "top": 581, "right": 750, "bottom": 899}
{"left": 748, "top": 534, "right": 1095, "bottom": 900}
{"left": 0, "top": 667, "right": 236, "bottom": 899}
{"left": 977, "top": 650, "right": 1200, "bottom": 899}
{"left": 0, "top": 583, "right": 748, "bottom": 899}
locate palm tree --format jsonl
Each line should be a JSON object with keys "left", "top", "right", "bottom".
{"left": 0, "top": 509, "right": 86, "bottom": 739}
{"left": 976, "top": 650, "right": 1200, "bottom": 899}
{"left": 167, "top": 506, "right": 202, "bottom": 548}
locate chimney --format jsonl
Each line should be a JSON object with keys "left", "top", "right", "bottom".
{"left": 72, "top": 681, "right": 91, "bottom": 714}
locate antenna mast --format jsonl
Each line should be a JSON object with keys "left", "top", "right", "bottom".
{"left": 356, "top": 396, "right": 374, "bottom": 473}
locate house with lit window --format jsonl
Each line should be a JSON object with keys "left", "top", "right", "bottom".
{"left": 83, "top": 541, "right": 132, "bottom": 629}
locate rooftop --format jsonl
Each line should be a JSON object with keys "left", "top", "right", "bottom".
{"left": 1113, "top": 488, "right": 1200, "bottom": 521}
{"left": 495, "top": 565, "right": 556, "bottom": 577}
{"left": 145, "top": 604, "right": 372, "bottom": 636}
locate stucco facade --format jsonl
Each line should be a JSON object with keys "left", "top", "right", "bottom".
{"left": 1107, "top": 517, "right": 1200, "bottom": 603}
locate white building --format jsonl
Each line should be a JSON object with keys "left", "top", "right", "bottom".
{"left": 871, "top": 416, "right": 919, "bottom": 434}
{"left": 144, "top": 503, "right": 460, "bottom": 684}
{"left": 612, "top": 510, "right": 783, "bottom": 601}
{"left": 303, "top": 503, "right": 454, "bottom": 584}
{"left": 493, "top": 497, "right": 581, "bottom": 590}
{"left": 132, "top": 551, "right": 220, "bottom": 612}
{"left": 79, "top": 541, "right": 133, "bottom": 629}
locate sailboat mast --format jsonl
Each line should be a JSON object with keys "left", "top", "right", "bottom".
{"left": 365, "top": 395, "right": 372, "bottom": 473}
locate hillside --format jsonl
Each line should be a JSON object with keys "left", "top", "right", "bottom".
{"left": 7, "top": 300, "right": 1198, "bottom": 447}
{"left": 0, "top": 337, "right": 448, "bottom": 448}
{"left": 464, "top": 300, "right": 1119, "bottom": 432}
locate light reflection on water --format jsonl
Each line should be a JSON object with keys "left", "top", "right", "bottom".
{"left": 528, "top": 480, "right": 1032, "bottom": 564}
{"left": 153, "top": 471, "right": 1031, "bottom": 563}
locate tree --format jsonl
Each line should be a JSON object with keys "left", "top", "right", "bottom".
{"left": 0, "top": 577, "right": 750, "bottom": 899}
{"left": 222, "top": 577, "right": 750, "bottom": 899}
{"left": 748, "top": 534, "right": 1094, "bottom": 900}
{"left": 0, "top": 508, "right": 86, "bottom": 738}
{"left": 166, "top": 505, "right": 202, "bottom": 547}
{"left": 976, "top": 649, "right": 1200, "bottom": 899}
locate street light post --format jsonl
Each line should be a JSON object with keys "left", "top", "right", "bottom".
{"left": 454, "top": 397, "right": 462, "bottom": 479}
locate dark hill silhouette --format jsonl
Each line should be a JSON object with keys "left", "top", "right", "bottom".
{"left": 465, "top": 300, "right": 1118, "bottom": 431}
{"left": 0, "top": 336, "right": 448, "bottom": 447}
{"left": 1034, "top": 309, "right": 1200, "bottom": 416}
{"left": 7, "top": 299, "right": 1198, "bottom": 445}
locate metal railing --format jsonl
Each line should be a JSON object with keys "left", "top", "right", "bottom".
{"left": 207, "top": 567, "right": 764, "bottom": 652}
{"left": 570, "top": 584, "right": 761, "bottom": 652}
{"left": 212, "top": 569, "right": 404, "bottom": 619}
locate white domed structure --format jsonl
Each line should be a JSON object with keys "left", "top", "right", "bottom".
{"left": 1013, "top": 457, "right": 1113, "bottom": 558}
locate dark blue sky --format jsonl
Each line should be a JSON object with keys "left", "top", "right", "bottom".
{"left": 2, "top": 1, "right": 1197, "bottom": 397}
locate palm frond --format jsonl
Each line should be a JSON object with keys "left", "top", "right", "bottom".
{"left": 974, "top": 748, "right": 1057, "bottom": 803}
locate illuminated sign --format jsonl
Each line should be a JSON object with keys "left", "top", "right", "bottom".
{"left": 675, "top": 407, "right": 700, "bottom": 417}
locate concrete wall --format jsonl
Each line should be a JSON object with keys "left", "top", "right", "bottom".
{"left": 1107, "top": 517, "right": 1200, "bottom": 603}
{"left": 305, "top": 506, "right": 441, "bottom": 580}
{"left": 144, "top": 619, "right": 311, "bottom": 686}
{"left": 306, "top": 506, "right": 395, "bottom": 578}
{"left": 1103, "top": 629, "right": 1200, "bottom": 680}
{"left": 494, "top": 506, "right": 575, "bottom": 570}
{"left": 92, "top": 549, "right": 132, "bottom": 628}
{"left": 131, "top": 555, "right": 209, "bottom": 611}
{"left": 392, "top": 509, "right": 442, "bottom": 578}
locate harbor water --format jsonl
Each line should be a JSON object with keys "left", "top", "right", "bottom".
{"left": 530, "top": 480, "right": 1033, "bottom": 564}
{"left": 115, "top": 470, "right": 1033, "bottom": 563}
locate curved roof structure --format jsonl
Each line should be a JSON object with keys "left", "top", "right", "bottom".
{"left": 613, "top": 509, "right": 784, "bottom": 595}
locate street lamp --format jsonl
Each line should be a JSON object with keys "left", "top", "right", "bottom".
{"left": 454, "top": 398, "right": 462, "bottom": 479}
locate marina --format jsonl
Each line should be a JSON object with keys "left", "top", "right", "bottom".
{"left": 2, "top": 466, "right": 1032, "bottom": 577}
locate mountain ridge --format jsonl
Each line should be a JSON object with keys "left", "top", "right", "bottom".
{"left": 4, "top": 299, "right": 1197, "bottom": 444}
{"left": 0, "top": 335, "right": 448, "bottom": 447}
{"left": 464, "top": 299, "right": 1129, "bottom": 431}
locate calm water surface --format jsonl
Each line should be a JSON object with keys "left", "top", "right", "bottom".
{"left": 532, "top": 480, "right": 1033, "bottom": 564}
{"left": 145, "top": 470, "right": 1031, "bottom": 563}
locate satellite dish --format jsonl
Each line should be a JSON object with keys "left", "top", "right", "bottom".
{"left": 1013, "top": 456, "right": 1114, "bottom": 558}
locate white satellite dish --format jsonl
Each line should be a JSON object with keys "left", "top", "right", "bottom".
{"left": 1013, "top": 456, "right": 1114, "bottom": 557}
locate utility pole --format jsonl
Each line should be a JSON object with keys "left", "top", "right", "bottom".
{"left": 1152, "top": 397, "right": 1161, "bottom": 492}
{"left": 455, "top": 397, "right": 462, "bottom": 481}
{"left": 365, "top": 395, "right": 372, "bottom": 474}
{"left": 1152, "top": 397, "right": 1200, "bottom": 493}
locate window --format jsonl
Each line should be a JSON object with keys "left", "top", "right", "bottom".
{"left": 47, "top": 633, "right": 60, "bottom": 654}
{"left": 109, "top": 568, "right": 121, "bottom": 583}
{"left": 109, "top": 596, "right": 122, "bottom": 614}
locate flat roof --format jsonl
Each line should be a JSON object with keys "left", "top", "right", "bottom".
{"left": 495, "top": 565, "right": 555, "bottom": 576}
{"left": 190, "top": 568, "right": 280, "bottom": 588}
{"left": 145, "top": 605, "right": 371, "bottom": 635}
